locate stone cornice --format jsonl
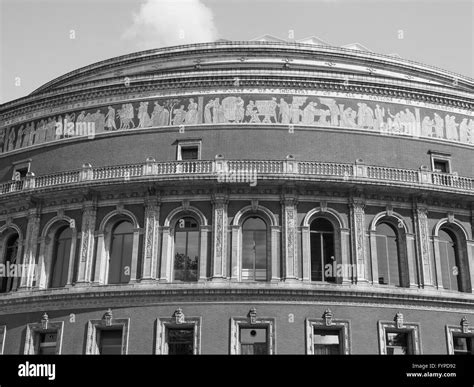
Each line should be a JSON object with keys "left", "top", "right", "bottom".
{"left": 0, "top": 285, "right": 473, "bottom": 316}
{"left": 1, "top": 73, "right": 472, "bottom": 124}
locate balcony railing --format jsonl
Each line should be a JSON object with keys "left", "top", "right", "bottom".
{"left": 0, "top": 158, "right": 473, "bottom": 196}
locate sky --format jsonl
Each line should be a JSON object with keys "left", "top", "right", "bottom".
{"left": 0, "top": 0, "right": 473, "bottom": 104}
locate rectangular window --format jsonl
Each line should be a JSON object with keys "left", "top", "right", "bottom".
{"left": 385, "top": 331, "right": 412, "bottom": 355}
{"left": 453, "top": 335, "right": 474, "bottom": 355}
{"left": 433, "top": 160, "right": 449, "bottom": 173}
{"left": 98, "top": 329, "right": 123, "bottom": 355}
{"left": 239, "top": 327, "right": 269, "bottom": 355}
{"left": 429, "top": 151, "right": 452, "bottom": 174}
{"left": 38, "top": 332, "right": 58, "bottom": 355}
{"left": 313, "top": 328, "right": 341, "bottom": 355}
{"left": 11, "top": 159, "right": 32, "bottom": 180}
{"left": 180, "top": 146, "right": 199, "bottom": 160}
{"left": 167, "top": 328, "right": 194, "bottom": 355}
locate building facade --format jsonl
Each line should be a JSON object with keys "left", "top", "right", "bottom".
{"left": 0, "top": 40, "right": 473, "bottom": 355}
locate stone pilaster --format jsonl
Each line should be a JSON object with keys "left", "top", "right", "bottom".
{"left": 76, "top": 202, "right": 97, "bottom": 284}
{"left": 19, "top": 208, "right": 41, "bottom": 289}
{"left": 211, "top": 194, "right": 228, "bottom": 280}
{"left": 141, "top": 197, "right": 161, "bottom": 280}
{"left": 413, "top": 203, "right": 434, "bottom": 287}
{"left": 281, "top": 194, "right": 298, "bottom": 281}
{"left": 349, "top": 198, "right": 369, "bottom": 283}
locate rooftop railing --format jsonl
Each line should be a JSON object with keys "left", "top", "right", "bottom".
{"left": 1, "top": 158, "right": 473, "bottom": 197}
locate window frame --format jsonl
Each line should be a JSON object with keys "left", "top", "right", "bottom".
{"left": 446, "top": 320, "right": 474, "bottom": 355}
{"left": 309, "top": 217, "right": 336, "bottom": 283}
{"left": 86, "top": 316, "right": 130, "bottom": 355}
{"left": 24, "top": 320, "right": 64, "bottom": 355}
{"left": 230, "top": 310, "right": 275, "bottom": 355}
{"left": 11, "top": 158, "right": 31, "bottom": 180}
{"left": 0, "top": 325, "right": 5, "bottom": 354}
{"left": 155, "top": 311, "right": 201, "bottom": 355}
{"left": 378, "top": 316, "right": 421, "bottom": 355}
{"left": 176, "top": 139, "right": 202, "bottom": 161}
{"left": 429, "top": 151, "right": 452, "bottom": 174}
{"left": 173, "top": 216, "right": 200, "bottom": 283}
{"left": 241, "top": 216, "right": 269, "bottom": 282}
{"left": 305, "top": 312, "right": 351, "bottom": 355}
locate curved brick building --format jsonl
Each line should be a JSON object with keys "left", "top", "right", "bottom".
{"left": 0, "top": 39, "right": 473, "bottom": 355}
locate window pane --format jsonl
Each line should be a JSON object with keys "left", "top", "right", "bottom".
{"left": 453, "top": 336, "right": 473, "bottom": 355}
{"left": 439, "top": 229, "right": 459, "bottom": 291}
{"left": 0, "top": 234, "right": 19, "bottom": 293}
{"left": 240, "top": 328, "right": 268, "bottom": 355}
{"left": 168, "top": 328, "right": 194, "bottom": 355}
{"left": 386, "top": 332, "right": 410, "bottom": 355}
{"left": 376, "top": 223, "right": 400, "bottom": 286}
{"left": 311, "top": 233, "right": 322, "bottom": 281}
{"left": 108, "top": 221, "right": 134, "bottom": 284}
{"left": 313, "top": 329, "right": 341, "bottom": 355}
{"left": 242, "top": 217, "right": 267, "bottom": 281}
{"left": 181, "top": 147, "right": 198, "bottom": 160}
{"left": 50, "top": 226, "right": 72, "bottom": 288}
{"left": 39, "top": 332, "right": 58, "bottom": 355}
{"left": 99, "top": 329, "right": 123, "bottom": 355}
{"left": 322, "top": 233, "right": 335, "bottom": 282}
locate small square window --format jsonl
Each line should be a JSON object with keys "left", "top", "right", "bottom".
{"left": 155, "top": 314, "right": 201, "bottom": 355}
{"left": 38, "top": 332, "right": 58, "bottom": 355}
{"left": 85, "top": 316, "right": 129, "bottom": 355}
{"left": 452, "top": 335, "right": 473, "bottom": 355}
{"left": 306, "top": 313, "right": 351, "bottom": 355}
{"left": 433, "top": 160, "right": 450, "bottom": 173}
{"left": 176, "top": 140, "right": 201, "bottom": 161}
{"left": 181, "top": 146, "right": 199, "bottom": 160}
{"left": 24, "top": 320, "right": 64, "bottom": 355}
{"left": 11, "top": 159, "right": 31, "bottom": 180}
{"left": 230, "top": 312, "right": 275, "bottom": 355}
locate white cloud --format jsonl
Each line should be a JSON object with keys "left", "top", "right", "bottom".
{"left": 122, "top": 0, "right": 218, "bottom": 50}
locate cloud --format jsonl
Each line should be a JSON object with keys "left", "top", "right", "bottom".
{"left": 122, "top": 0, "right": 218, "bottom": 50}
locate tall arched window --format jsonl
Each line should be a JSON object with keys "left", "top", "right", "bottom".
{"left": 438, "top": 228, "right": 460, "bottom": 291}
{"left": 108, "top": 221, "right": 134, "bottom": 284}
{"left": 310, "top": 218, "right": 335, "bottom": 282}
{"left": 375, "top": 223, "right": 400, "bottom": 286}
{"left": 242, "top": 217, "right": 267, "bottom": 281}
{"left": 1, "top": 234, "right": 19, "bottom": 293}
{"left": 174, "top": 217, "right": 199, "bottom": 282}
{"left": 49, "top": 226, "right": 72, "bottom": 288}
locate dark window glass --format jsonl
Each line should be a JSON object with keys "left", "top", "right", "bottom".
{"left": 242, "top": 217, "right": 267, "bottom": 281}
{"left": 313, "top": 328, "right": 341, "bottom": 355}
{"left": 108, "top": 221, "right": 134, "bottom": 284}
{"left": 453, "top": 335, "right": 473, "bottom": 355}
{"left": 386, "top": 331, "right": 411, "bottom": 355}
{"left": 50, "top": 226, "right": 72, "bottom": 288}
{"left": 0, "top": 234, "right": 19, "bottom": 293}
{"left": 433, "top": 160, "right": 449, "bottom": 173}
{"left": 240, "top": 328, "right": 268, "bottom": 355}
{"left": 13, "top": 168, "right": 28, "bottom": 180}
{"left": 38, "top": 332, "right": 58, "bottom": 355}
{"left": 438, "top": 229, "right": 459, "bottom": 291}
{"left": 376, "top": 223, "right": 400, "bottom": 286}
{"left": 310, "top": 218, "right": 335, "bottom": 282}
{"left": 174, "top": 217, "right": 199, "bottom": 282}
{"left": 99, "top": 329, "right": 123, "bottom": 355}
{"left": 180, "top": 146, "right": 199, "bottom": 160}
{"left": 167, "top": 328, "right": 194, "bottom": 355}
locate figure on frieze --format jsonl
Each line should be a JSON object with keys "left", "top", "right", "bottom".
{"left": 433, "top": 113, "right": 444, "bottom": 138}
{"left": 172, "top": 105, "right": 186, "bottom": 125}
{"left": 117, "top": 104, "right": 135, "bottom": 130}
{"left": 459, "top": 118, "right": 469, "bottom": 143}
{"left": 278, "top": 98, "right": 290, "bottom": 124}
{"left": 302, "top": 102, "right": 317, "bottom": 125}
{"left": 105, "top": 106, "right": 117, "bottom": 130}
{"left": 91, "top": 110, "right": 106, "bottom": 133}
{"left": 15, "top": 125, "right": 25, "bottom": 149}
{"left": 255, "top": 98, "right": 278, "bottom": 123}
{"left": 7, "top": 127, "right": 16, "bottom": 151}
{"left": 0, "top": 128, "right": 6, "bottom": 153}
{"left": 137, "top": 102, "right": 152, "bottom": 128}
{"left": 204, "top": 99, "right": 214, "bottom": 124}
{"left": 185, "top": 98, "right": 199, "bottom": 125}
{"left": 246, "top": 101, "right": 260, "bottom": 123}
{"left": 374, "top": 104, "right": 385, "bottom": 131}
{"left": 319, "top": 98, "right": 340, "bottom": 126}
{"left": 340, "top": 107, "right": 357, "bottom": 127}
{"left": 421, "top": 116, "right": 434, "bottom": 137}
{"left": 445, "top": 114, "right": 459, "bottom": 141}
{"left": 151, "top": 102, "right": 167, "bottom": 127}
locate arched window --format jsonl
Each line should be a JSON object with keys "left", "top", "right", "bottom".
{"left": 108, "top": 221, "right": 134, "bottom": 284}
{"left": 310, "top": 218, "right": 335, "bottom": 282}
{"left": 49, "top": 226, "right": 72, "bottom": 288}
{"left": 174, "top": 217, "right": 199, "bottom": 282}
{"left": 438, "top": 228, "right": 460, "bottom": 291}
{"left": 1, "top": 234, "right": 19, "bottom": 293}
{"left": 375, "top": 223, "right": 400, "bottom": 286}
{"left": 242, "top": 217, "right": 267, "bottom": 281}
